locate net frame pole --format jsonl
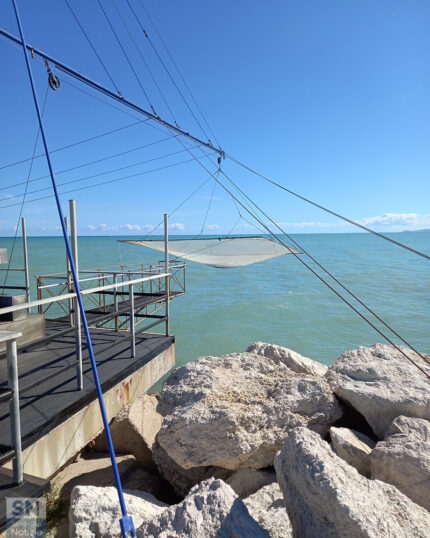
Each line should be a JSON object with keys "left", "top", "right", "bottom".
{"left": 69, "top": 200, "right": 83, "bottom": 390}
{"left": 164, "top": 214, "right": 170, "bottom": 336}
{"left": 21, "top": 218, "right": 30, "bottom": 314}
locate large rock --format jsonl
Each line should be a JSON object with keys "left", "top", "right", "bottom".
{"left": 274, "top": 427, "right": 430, "bottom": 538}
{"left": 370, "top": 415, "right": 430, "bottom": 511}
{"left": 247, "top": 341, "right": 328, "bottom": 376}
{"left": 226, "top": 468, "right": 276, "bottom": 498}
{"left": 94, "top": 395, "right": 163, "bottom": 469}
{"left": 244, "top": 483, "right": 292, "bottom": 538}
{"left": 330, "top": 427, "right": 375, "bottom": 477}
{"left": 326, "top": 344, "right": 430, "bottom": 438}
{"left": 69, "top": 479, "right": 269, "bottom": 537}
{"left": 154, "top": 353, "right": 342, "bottom": 493}
{"left": 69, "top": 485, "right": 167, "bottom": 537}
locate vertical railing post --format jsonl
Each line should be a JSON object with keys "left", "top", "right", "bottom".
{"left": 70, "top": 200, "right": 83, "bottom": 390}
{"left": 114, "top": 273, "right": 118, "bottom": 331}
{"left": 21, "top": 218, "right": 30, "bottom": 314}
{"left": 164, "top": 214, "right": 170, "bottom": 336}
{"left": 5, "top": 332, "right": 23, "bottom": 485}
{"left": 129, "top": 284, "right": 135, "bottom": 358}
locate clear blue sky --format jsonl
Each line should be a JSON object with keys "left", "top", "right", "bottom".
{"left": 0, "top": 0, "right": 429, "bottom": 236}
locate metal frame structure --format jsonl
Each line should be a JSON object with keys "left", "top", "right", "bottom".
{"left": 0, "top": 269, "right": 176, "bottom": 486}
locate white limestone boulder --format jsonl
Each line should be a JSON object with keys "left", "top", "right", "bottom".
{"left": 274, "top": 427, "right": 430, "bottom": 538}
{"left": 330, "top": 427, "right": 375, "bottom": 476}
{"left": 69, "top": 485, "right": 167, "bottom": 538}
{"left": 154, "top": 352, "right": 342, "bottom": 492}
{"left": 370, "top": 415, "right": 430, "bottom": 511}
{"left": 94, "top": 394, "right": 163, "bottom": 470}
{"left": 69, "top": 479, "right": 269, "bottom": 537}
{"left": 325, "top": 343, "right": 430, "bottom": 438}
{"left": 247, "top": 341, "right": 328, "bottom": 376}
{"left": 244, "top": 483, "right": 293, "bottom": 538}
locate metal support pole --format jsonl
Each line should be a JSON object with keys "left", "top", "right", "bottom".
{"left": 164, "top": 214, "right": 170, "bottom": 336}
{"left": 65, "top": 217, "right": 74, "bottom": 327}
{"left": 7, "top": 336, "right": 23, "bottom": 485}
{"left": 21, "top": 218, "right": 30, "bottom": 314}
{"left": 113, "top": 273, "right": 118, "bottom": 331}
{"left": 69, "top": 200, "right": 83, "bottom": 390}
{"left": 129, "top": 284, "right": 135, "bottom": 358}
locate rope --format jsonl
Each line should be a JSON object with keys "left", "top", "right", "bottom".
{"left": 227, "top": 154, "right": 430, "bottom": 261}
{"left": 220, "top": 166, "right": 430, "bottom": 367}
{"left": 0, "top": 134, "right": 177, "bottom": 193}
{"left": 64, "top": 0, "right": 121, "bottom": 94}
{"left": 97, "top": 0, "right": 156, "bottom": 113}
{"left": 200, "top": 174, "right": 218, "bottom": 234}
{"left": 0, "top": 154, "right": 216, "bottom": 210}
{"left": 1, "top": 145, "right": 202, "bottom": 204}
{"left": 132, "top": 0, "right": 219, "bottom": 146}
{"left": 0, "top": 119, "right": 147, "bottom": 172}
{"left": 171, "top": 142, "right": 430, "bottom": 379}
{"left": 111, "top": 0, "right": 179, "bottom": 126}
{"left": 2, "top": 85, "right": 49, "bottom": 290}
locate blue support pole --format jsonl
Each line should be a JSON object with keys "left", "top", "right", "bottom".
{"left": 10, "top": 1, "right": 136, "bottom": 536}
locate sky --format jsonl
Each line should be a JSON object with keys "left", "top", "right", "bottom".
{"left": 0, "top": 0, "right": 429, "bottom": 236}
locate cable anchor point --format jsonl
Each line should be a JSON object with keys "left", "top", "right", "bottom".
{"left": 44, "top": 59, "right": 60, "bottom": 91}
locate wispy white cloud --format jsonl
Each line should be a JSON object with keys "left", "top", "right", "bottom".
{"left": 278, "top": 221, "right": 342, "bottom": 229}
{"left": 356, "top": 212, "right": 430, "bottom": 229}
{"left": 169, "top": 223, "right": 185, "bottom": 231}
{"left": 206, "top": 224, "right": 221, "bottom": 230}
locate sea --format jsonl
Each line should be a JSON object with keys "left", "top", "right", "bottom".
{"left": 1, "top": 232, "right": 428, "bottom": 384}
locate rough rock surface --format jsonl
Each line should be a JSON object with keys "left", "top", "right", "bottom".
{"left": 69, "top": 479, "right": 269, "bottom": 537}
{"left": 94, "top": 395, "right": 162, "bottom": 469}
{"left": 152, "top": 439, "right": 232, "bottom": 497}
{"left": 154, "top": 352, "right": 341, "bottom": 492}
{"left": 226, "top": 468, "right": 276, "bottom": 498}
{"left": 244, "top": 483, "right": 292, "bottom": 538}
{"left": 69, "top": 485, "right": 167, "bottom": 538}
{"left": 325, "top": 343, "right": 430, "bottom": 438}
{"left": 370, "top": 415, "right": 430, "bottom": 511}
{"left": 274, "top": 427, "right": 430, "bottom": 538}
{"left": 330, "top": 427, "right": 375, "bottom": 476}
{"left": 247, "top": 341, "right": 328, "bottom": 376}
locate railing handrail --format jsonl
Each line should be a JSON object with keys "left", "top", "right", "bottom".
{"left": 0, "top": 273, "right": 169, "bottom": 315}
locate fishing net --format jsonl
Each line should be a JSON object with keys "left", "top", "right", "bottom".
{"left": 120, "top": 236, "right": 298, "bottom": 268}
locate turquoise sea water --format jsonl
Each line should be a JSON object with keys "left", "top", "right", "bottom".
{"left": 1, "top": 232, "right": 429, "bottom": 374}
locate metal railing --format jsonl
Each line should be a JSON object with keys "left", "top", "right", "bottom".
{"left": 0, "top": 264, "right": 185, "bottom": 478}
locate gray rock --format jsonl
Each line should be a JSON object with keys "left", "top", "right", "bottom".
{"left": 370, "top": 415, "right": 430, "bottom": 511}
{"left": 326, "top": 343, "right": 430, "bottom": 438}
{"left": 330, "top": 427, "right": 375, "bottom": 476}
{"left": 274, "top": 427, "right": 430, "bottom": 538}
{"left": 94, "top": 395, "right": 163, "bottom": 470}
{"left": 244, "top": 483, "right": 293, "bottom": 538}
{"left": 154, "top": 353, "right": 342, "bottom": 493}
{"left": 69, "top": 479, "right": 269, "bottom": 537}
{"left": 137, "top": 478, "right": 269, "bottom": 537}
{"left": 247, "top": 341, "right": 328, "bottom": 376}
{"left": 226, "top": 468, "right": 276, "bottom": 498}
